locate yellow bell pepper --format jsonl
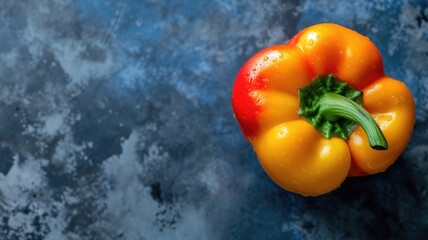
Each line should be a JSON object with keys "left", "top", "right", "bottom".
{"left": 231, "top": 23, "right": 415, "bottom": 196}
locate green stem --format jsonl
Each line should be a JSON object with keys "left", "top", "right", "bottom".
{"left": 318, "top": 92, "right": 388, "bottom": 150}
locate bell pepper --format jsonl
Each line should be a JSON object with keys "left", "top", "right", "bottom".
{"left": 231, "top": 23, "right": 415, "bottom": 196}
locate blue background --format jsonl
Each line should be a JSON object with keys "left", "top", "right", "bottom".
{"left": 0, "top": 0, "right": 427, "bottom": 239}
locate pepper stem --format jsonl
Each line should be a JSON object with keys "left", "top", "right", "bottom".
{"left": 318, "top": 92, "right": 388, "bottom": 150}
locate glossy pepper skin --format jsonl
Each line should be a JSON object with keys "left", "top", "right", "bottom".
{"left": 231, "top": 23, "right": 415, "bottom": 196}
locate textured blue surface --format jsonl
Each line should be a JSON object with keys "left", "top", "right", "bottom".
{"left": 0, "top": 0, "right": 427, "bottom": 239}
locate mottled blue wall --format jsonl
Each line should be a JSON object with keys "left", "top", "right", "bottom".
{"left": 0, "top": 0, "right": 427, "bottom": 239}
